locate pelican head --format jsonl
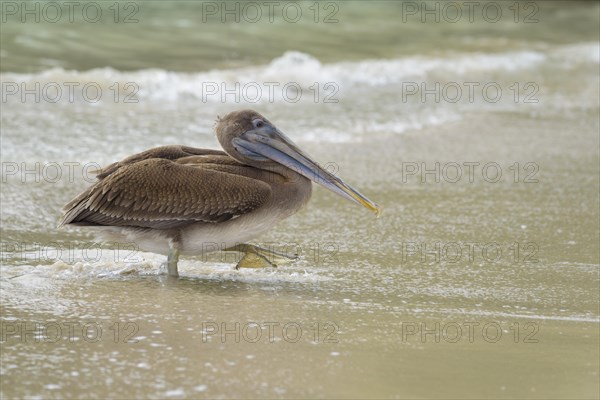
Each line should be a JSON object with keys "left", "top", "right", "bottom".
{"left": 215, "top": 109, "right": 382, "bottom": 217}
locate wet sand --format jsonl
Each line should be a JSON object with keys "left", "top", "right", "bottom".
{"left": 2, "top": 111, "right": 598, "bottom": 398}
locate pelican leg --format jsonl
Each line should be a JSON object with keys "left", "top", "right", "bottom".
{"left": 166, "top": 248, "right": 180, "bottom": 277}
{"left": 224, "top": 244, "right": 298, "bottom": 269}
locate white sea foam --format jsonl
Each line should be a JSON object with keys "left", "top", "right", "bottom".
{"left": 1, "top": 251, "right": 332, "bottom": 284}
{"left": 2, "top": 43, "right": 596, "bottom": 103}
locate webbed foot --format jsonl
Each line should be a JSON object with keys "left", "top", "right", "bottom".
{"left": 224, "top": 244, "right": 298, "bottom": 269}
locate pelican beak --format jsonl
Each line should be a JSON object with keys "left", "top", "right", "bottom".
{"left": 233, "top": 124, "right": 382, "bottom": 217}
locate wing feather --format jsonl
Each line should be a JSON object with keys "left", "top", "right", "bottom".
{"left": 94, "top": 145, "right": 227, "bottom": 179}
{"left": 59, "top": 147, "right": 272, "bottom": 230}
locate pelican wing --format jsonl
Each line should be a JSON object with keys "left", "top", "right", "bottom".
{"left": 95, "top": 145, "right": 227, "bottom": 179}
{"left": 60, "top": 151, "right": 272, "bottom": 230}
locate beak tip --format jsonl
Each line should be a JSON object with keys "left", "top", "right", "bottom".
{"left": 374, "top": 205, "right": 383, "bottom": 218}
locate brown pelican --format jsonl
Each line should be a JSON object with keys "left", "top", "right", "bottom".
{"left": 59, "top": 110, "right": 381, "bottom": 277}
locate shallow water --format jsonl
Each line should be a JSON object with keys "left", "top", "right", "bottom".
{"left": 1, "top": 1, "right": 599, "bottom": 399}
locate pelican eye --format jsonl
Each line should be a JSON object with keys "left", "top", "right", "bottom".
{"left": 253, "top": 119, "right": 265, "bottom": 128}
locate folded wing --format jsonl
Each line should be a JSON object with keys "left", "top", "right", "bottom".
{"left": 59, "top": 146, "right": 271, "bottom": 230}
